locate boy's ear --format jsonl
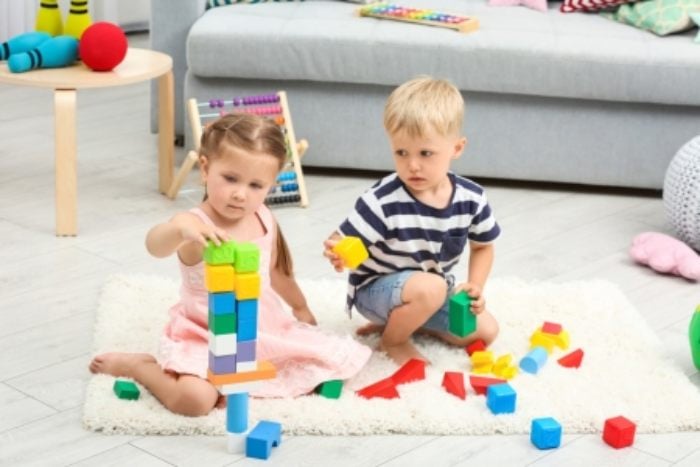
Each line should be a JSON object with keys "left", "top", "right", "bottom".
{"left": 453, "top": 136, "right": 468, "bottom": 159}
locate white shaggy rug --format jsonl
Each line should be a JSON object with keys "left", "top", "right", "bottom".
{"left": 83, "top": 274, "right": 700, "bottom": 436}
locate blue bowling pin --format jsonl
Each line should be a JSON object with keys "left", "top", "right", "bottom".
{"left": 0, "top": 31, "right": 51, "bottom": 61}
{"left": 8, "top": 36, "right": 78, "bottom": 73}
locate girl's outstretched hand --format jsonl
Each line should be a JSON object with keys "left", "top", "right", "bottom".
{"left": 454, "top": 282, "right": 486, "bottom": 315}
{"left": 323, "top": 238, "right": 344, "bottom": 273}
{"left": 173, "top": 214, "right": 230, "bottom": 248}
{"left": 293, "top": 305, "right": 318, "bottom": 326}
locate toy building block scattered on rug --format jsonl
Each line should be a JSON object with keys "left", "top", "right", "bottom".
{"left": 557, "top": 348, "right": 584, "bottom": 369}
{"left": 356, "top": 377, "right": 400, "bottom": 400}
{"left": 113, "top": 379, "right": 140, "bottom": 400}
{"left": 469, "top": 375, "right": 506, "bottom": 396}
{"left": 246, "top": 420, "right": 282, "bottom": 460}
{"left": 449, "top": 291, "right": 476, "bottom": 337}
{"left": 602, "top": 416, "right": 636, "bottom": 449}
{"left": 530, "top": 322, "right": 570, "bottom": 353}
{"left": 531, "top": 417, "right": 562, "bottom": 450}
{"left": 519, "top": 346, "right": 548, "bottom": 375}
{"left": 492, "top": 354, "right": 518, "bottom": 380}
{"left": 332, "top": 236, "right": 369, "bottom": 269}
{"left": 442, "top": 371, "right": 466, "bottom": 400}
{"left": 690, "top": 305, "right": 700, "bottom": 370}
{"left": 390, "top": 358, "right": 426, "bottom": 385}
{"left": 357, "top": 3, "right": 479, "bottom": 34}
{"left": 541, "top": 321, "right": 562, "bottom": 335}
{"left": 486, "top": 382, "right": 517, "bottom": 414}
{"left": 470, "top": 350, "right": 494, "bottom": 374}
{"left": 465, "top": 338, "right": 486, "bottom": 356}
{"left": 315, "top": 379, "right": 344, "bottom": 399}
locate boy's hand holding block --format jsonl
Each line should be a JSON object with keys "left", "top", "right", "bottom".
{"left": 333, "top": 236, "right": 369, "bottom": 269}
{"left": 449, "top": 290, "right": 475, "bottom": 337}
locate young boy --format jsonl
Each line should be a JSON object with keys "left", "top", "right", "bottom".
{"left": 323, "top": 77, "right": 500, "bottom": 364}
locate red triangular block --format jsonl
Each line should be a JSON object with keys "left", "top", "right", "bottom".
{"left": 390, "top": 358, "right": 426, "bottom": 385}
{"left": 558, "top": 348, "right": 584, "bottom": 368}
{"left": 465, "top": 339, "right": 487, "bottom": 356}
{"left": 469, "top": 375, "right": 506, "bottom": 396}
{"left": 356, "top": 377, "right": 400, "bottom": 399}
{"left": 442, "top": 371, "right": 466, "bottom": 400}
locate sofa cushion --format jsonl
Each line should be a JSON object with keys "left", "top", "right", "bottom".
{"left": 187, "top": 0, "right": 700, "bottom": 106}
{"left": 603, "top": 0, "right": 700, "bottom": 36}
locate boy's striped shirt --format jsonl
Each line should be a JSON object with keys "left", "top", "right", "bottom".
{"left": 338, "top": 172, "right": 500, "bottom": 314}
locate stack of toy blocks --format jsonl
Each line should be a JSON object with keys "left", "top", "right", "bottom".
{"left": 203, "top": 241, "right": 278, "bottom": 456}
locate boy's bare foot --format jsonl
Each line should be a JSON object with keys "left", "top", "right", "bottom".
{"left": 378, "top": 340, "right": 429, "bottom": 365}
{"left": 356, "top": 323, "right": 385, "bottom": 336}
{"left": 89, "top": 352, "right": 156, "bottom": 377}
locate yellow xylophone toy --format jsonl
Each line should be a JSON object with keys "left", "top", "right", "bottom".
{"left": 358, "top": 2, "right": 479, "bottom": 34}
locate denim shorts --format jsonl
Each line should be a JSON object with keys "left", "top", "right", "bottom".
{"left": 353, "top": 271, "right": 452, "bottom": 333}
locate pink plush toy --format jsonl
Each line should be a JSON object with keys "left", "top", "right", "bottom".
{"left": 630, "top": 232, "right": 700, "bottom": 281}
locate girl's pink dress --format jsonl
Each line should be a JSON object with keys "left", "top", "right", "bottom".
{"left": 157, "top": 205, "right": 371, "bottom": 397}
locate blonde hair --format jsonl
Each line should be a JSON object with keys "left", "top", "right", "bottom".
{"left": 384, "top": 76, "right": 464, "bottom": 138}
{"left": 199, "top": 113, "right": 294, "bottom": 277}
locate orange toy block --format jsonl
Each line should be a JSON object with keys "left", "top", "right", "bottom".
{"left": 465, "top": 339, "right": 486, "bottom": 356}
{"left": 236, "top": 272, "right": 261, "bottom": 300}
{"left": 557, "top": 348, "right": 584, "bottom": 368}
{"left": 541, "top": 321, "right": 562, "bottom": 335}
{"left": 390, "top": 358, "right": 426, "bottom": 385}
{"left": 356, "top": 377, "right": 399, "bottom": 399}
{"left": 333, "top": 236, "right": 369, "bottom": 269}
{"left": 207, "top": 361, "right": 276, "bottom": 386}
{"left": 469, "top": 375, "right": 506, "bottom": 396}
{"left": 204, "top": 264, "right": 235, "bottom": 293}
{"left": 442, "top": 371, "right": 466, "bottom": 400}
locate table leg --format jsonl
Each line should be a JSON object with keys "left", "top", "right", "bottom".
{"left": 158, "top": 70, "right": 174, "bottom": 194}
{"left": 54, "top": 89, "right": 77, "bottom": 236}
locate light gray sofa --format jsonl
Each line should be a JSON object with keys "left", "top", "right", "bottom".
{"left": 151, "top": 0, "right": 700, "bottom": 189}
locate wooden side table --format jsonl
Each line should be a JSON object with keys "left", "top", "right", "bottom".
{"left": 0, "top": 47, "right": 174, "bottom": 236}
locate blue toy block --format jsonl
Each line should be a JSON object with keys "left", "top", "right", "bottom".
{"left": 246, "top": 420, "right": 282, "bottom": 460}
{"left": 226, "top": 392, "right": 249, "bottom": 433}
{"left": 209, "top": 292, "right": 236, "bottom": 314}
{"left": 531, "top": 417, "right": 562, "bottom": 449}
{"left": 237, "top": 299, "right": 258, "bottom": 321}
{"left": 520, "top": 346, "right": 548, "bottom": 374}
{"left": 487, "top": 382, "right": 517, "bottom": 414}
{"left": 237, "top": 316, "right": 258, "bottom": 341}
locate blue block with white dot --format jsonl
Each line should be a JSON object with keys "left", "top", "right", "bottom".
{"left": 246, "top": 420, "right": 282, "bottom": 460}
{"left": 531, "top": 417, "right": 562, "bottom": 449}
{"left": 487, "top": 383, "right": 517, "bottom": 414}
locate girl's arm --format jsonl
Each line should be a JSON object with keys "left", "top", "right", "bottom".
{"left": 145, "top": 212, "right": 229, "bottom": 265}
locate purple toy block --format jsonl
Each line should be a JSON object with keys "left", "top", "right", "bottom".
{"left": 209, "top": 351, "right": 237, "bottom": 374}
{"left": 237, "top": 340, "right": 256, "bottom": 362}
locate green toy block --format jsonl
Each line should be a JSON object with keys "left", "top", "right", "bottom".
{"left": 204, "top": 240, "right": 237, "bottom": 265}
{"left": 315, "top": 379, "right": 343, "bottom": 399}
{"left": 113, "top": 379, "right": 140, "bottom": 400}
{"left": 449, "top": 291, "right": 476, "bottom": 337}
{"left": 690, "top": 305, "right": 700, "bottom": 370}
{"left": 235, "top": 242, "right": 260, "bottom": 273}
{"left": 209, "top": 310, "right": 237, "bottom": 334}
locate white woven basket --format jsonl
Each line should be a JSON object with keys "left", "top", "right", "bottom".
{"left": 663, "top": 136, "right": 700, "bottom": 252}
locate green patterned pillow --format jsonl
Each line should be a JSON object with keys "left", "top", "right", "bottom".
{"left": 603, "top": 0, "right": 700, "bottom": 36}
{"left": 691, "top": 11, "right": 700, "bottom": 41}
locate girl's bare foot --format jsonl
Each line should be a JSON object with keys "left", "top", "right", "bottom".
{"left": 356, "top": 323, "right": 385, "bottom": 336}
{"left": 378, "top": 340, "right": 429, "bottom": 365}
{"left": 89, "top": 352, "right": 156, "bottom": 377}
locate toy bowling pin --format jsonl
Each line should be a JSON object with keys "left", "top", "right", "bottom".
{"left": 64, "top": 0, "right": 93, "bottom": 40}
{"left": 35, "top": 0, "right": 63, "bottom": 37}
{"left": 8, "top": 36, "right": 78, "bottom": 73}
{"left": 0, "top": 32, "right": 51, "bottom": 61}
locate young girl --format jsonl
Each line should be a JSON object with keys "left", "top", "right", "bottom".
{"left": 90, "top": 113, "right": 371, "bottom": 417}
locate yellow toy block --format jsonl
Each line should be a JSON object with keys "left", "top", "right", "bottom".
{"left": 333, "top": 236, "right": 369, "bottom": 269}
{"left": 472, "top": 364, "right": 493, "bottom": 374}
{"left": 207, "top": 360, "right": 276, "bottom": 386}
{"left": 549, "top": 329, "right": 570, "bottom": 350}
{"left": 493, "top": 354, "right": 512, "bottom": 373}
{"left": 530, "top": 330, "right": 557, "bottom": 354}
{"left": 205, "top": 264, "right": 235, "bottom": 293}
{"left": 499, "top": 366, "right": 518, "bottom": 380}
{"left": 236, "top": 273, "right": 261, "bottom": 300}
{"left": 470, "top": 350, "right": 494, "bottom": 367}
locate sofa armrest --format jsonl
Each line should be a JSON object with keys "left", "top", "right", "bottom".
{"left": 150, "top": 0, "right": 207, "bottom": 135}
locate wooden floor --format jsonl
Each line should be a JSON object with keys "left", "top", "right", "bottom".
{"left": 0, "top": 34, "right": 698, "bottom": 466}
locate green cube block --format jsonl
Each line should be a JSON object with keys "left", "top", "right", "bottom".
{"left": 315, "top": 379, "right": 343, "bottom": 399}
{"left": 209, "top": 310, "right": 237, "bottom": 334}
{"left": 448, "top": 291, "right": 476, "bottom": 337}
{"left": 113, "top": 379, "right": 140, "bottom": 400}
{"left": 234, "top": 242, "right": 260, "bottom": 273}
{"left": 203, "top": 241, "right": 237, "bottom": 265}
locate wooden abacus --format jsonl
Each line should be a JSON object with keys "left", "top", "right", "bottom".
{"left": 358, "top": 2, "right": 479, "bottom": 34}
{"left": 167, "top": 91, "right": 309, "bottom": 208}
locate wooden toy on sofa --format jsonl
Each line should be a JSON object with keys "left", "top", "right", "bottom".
{"left": 358, "top": 2, "right": 479, "bottom": 34}
{"left": 168, "top": 91, "right": 310, "bottom": 208}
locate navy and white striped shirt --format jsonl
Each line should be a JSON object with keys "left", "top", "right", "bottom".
{"left": 338, "top": 172, "right": 500, "bottom": 314}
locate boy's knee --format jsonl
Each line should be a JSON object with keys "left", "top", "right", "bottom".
{"left": 478, "top": 313, "right": 499, "bottom": 345}
{"left": 404, "top": 273, "right": 448, "bottom": 309}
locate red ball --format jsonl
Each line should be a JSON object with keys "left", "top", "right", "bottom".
{"left": 79, "top": 22, "right": 128, "bottom": 72}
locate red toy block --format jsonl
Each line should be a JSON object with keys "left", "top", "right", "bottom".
{"left": 465, "top": 339, "right": 487, "bottom": 356}
{"left": 469, "top": 375, "right": 506, "bottom": 396}
{"left": 356, "top": 377, "right": 399, "bottom": 400}
{"left": 390, "top": 358, "right": 426, "bottom": 385}
{"left": 542, "top": 321, "right": 562, "bottom": 334}
{"left": 557, "top": 348, "right": 584, "bottom": 368}
{"left": 442, "top": 371, "right": 466, "bottom": 400}
{"left": 603, "top": 416, "right": 636, "bottom": 449}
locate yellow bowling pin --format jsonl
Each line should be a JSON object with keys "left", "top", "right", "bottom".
{"left": 64, "top": 0, "right": 92, "bottom": 40}
{"left": 35, "top": 0, "right": 63, "bottom": 37}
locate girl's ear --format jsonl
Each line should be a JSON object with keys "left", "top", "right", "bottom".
{"left": 199, "top": 154, "right": 209, "bottom": 182}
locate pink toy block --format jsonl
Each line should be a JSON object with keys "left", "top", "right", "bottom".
{"left": 442, "top": 371, "right": 466, "bottom": 400}
{"left": 558, "top": 348, "right": 584, "bottom": 368}
{"left": 603, "top": 416, "right": 636, "bottom": 449}
{"left": 541, "top": 321, "right": 562, "bottom": 334}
